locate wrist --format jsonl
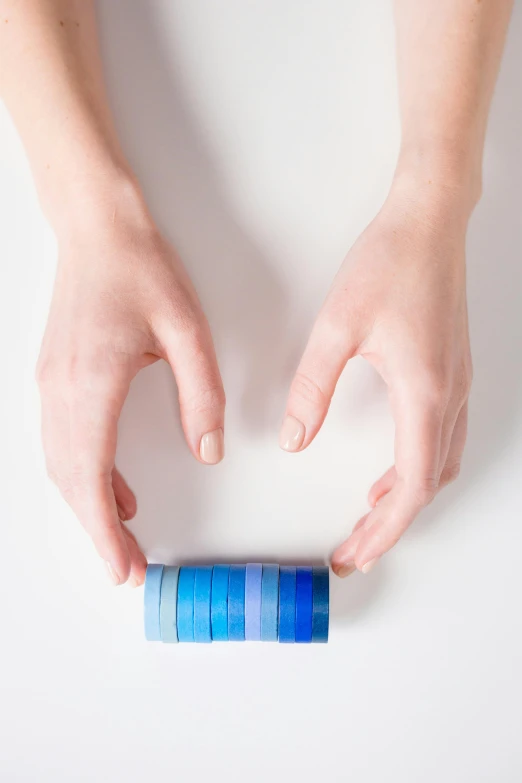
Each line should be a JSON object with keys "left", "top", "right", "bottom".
{"left": 44, "top": 166, "right": 155, "bottom": 244}
{"left": 393, "top": 140, "right": 483, "bottom": 218}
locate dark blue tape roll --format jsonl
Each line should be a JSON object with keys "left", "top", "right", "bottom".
{"left": 194, "top": 566, "right": 213, "bottom": 643}
{"left": 295, "top": 566, "right": 313, "bottom": 643}
{"left": 228, "top": 565, "right": 246, "bottom": 641}
{"left": 260, "top": 564, "right": 279, "bottom": 641}
{"left": 278, "top": 566, "right": 296, "bottom": 643}
{"left": 176, "top": 567, "right": 196, "bottom": 642}
{"left": 144, "top": 564, "right": 164, "bottom": 641}
{"left": 159, "top": 566, "right": 180, "bottom": 643}
{"left": 311, "top": 566, "right": 329, "bottom": 643}
{"left": 211, "top": 565, "right": 229, "bottom": 641}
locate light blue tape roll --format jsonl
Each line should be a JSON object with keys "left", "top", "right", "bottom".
{"left": 176, "top": 567, "right": 196, "bottom": 642}
{"left": 211, "top": 565, "right": 229, "bottom": 641}
{"left": 144, "top": 564, "right": 164, "bottom": 641}
{"left": 278, "top": 566, "right": 297, "bottom": 643}
{"left": 228, "top": 565, "right": 246, "bottom": 641}
{"left": 245, "top": 563, "right": 263, "bottom": 641}
{"left": 159, "top": 566, "right": 180, "bottom": 643}
{"left": 260, "top": 564, "right": 279, "bottom": 641}
{"left": 194, "top": 566, "right": 213, "bottom": 643}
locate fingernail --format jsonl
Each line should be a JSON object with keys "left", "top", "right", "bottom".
{"left": 361, "top": 558, "right": 378, "bottom": 574}
{"left": 106, "top": 561, "right": 122, "bottom": 585}
{"left": 200, "top": 428, "right": 224, "bottom": 465}
{"left": 128, "top": 575, "right": 140, "bottom": 588}
{"left": 333, "top": 562, "right": 356, "bottom": 578}
{"left": 117, "top": 504, "right": 126, "bottom": 522}
{"left": 279, "top": 415, "right": 305, "bottom": 452}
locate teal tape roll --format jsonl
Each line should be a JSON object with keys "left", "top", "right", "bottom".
{"left": 177, "top": 567, "right": 196, "bottom": 642}
{"left": 211, "top": 565, "right": 229, "bottom": 641}
{"left": 144, "top": 564, "right": 164, "bottom": 641}
{"left": 260, "top": 564, "right": 279, "bottom": 641}
{"left": 159, "top": 566, "right": 180, "bottom": 643}
{"left": 194, "top": 566, "right": 213, "bottom": 643}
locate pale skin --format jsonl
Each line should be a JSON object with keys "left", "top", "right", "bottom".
{"left": 0, "top": 1, "right": 513, "bottom": 586}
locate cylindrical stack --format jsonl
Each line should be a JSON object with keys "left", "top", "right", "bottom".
{"left": 144, "top": 564, "right": 329, "bottom": 644}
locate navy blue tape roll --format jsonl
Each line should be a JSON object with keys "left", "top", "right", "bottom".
{"left": 176, "top": 567, "right": 196, "bottom": 642}
{"left": 295, "top": 566, "right": 313, "bottom": 643}
{"left": 311, "top": 566, "right": 329, "bottom": 643}
{"left": 260, "top": 564, "right": 279, "bottom": 641}
{"left": 228, "top": 565, "right": 246, "bottom": 641}
{"left": 278, "top": 566, "right": 297, "bottom": 643}
{"left": 144, "top": 564, "right": 164, "bottom": 641}
{"left": 211, "top": 565, "right": 229, "bottom": 641}
{"left": 194, "top": 566, "right": 213, "bottom": 643}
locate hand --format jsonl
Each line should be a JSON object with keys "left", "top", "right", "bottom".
{"left": 37, "top": 196, "right": 225, "bottom": 586}
{"left": 279, "top": 182, "right": 473, "bottom": 576}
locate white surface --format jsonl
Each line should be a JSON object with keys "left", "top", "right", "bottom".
{"left": 1, "top": 2, "right": 521, "bottom": 781}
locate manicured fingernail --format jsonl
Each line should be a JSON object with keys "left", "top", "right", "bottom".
{"left": 279, "top": 415, "right": 305, "bottom": 452}
{"left": 333, "top": 562, "right": 356, "bottom": 578}
{"left": 200, "top": 428, "right": 224, "bottom": 465}
{"left": 117, "top": 504, "right": 126, "bottom": 521}
{"left": 106, "top": 562, "right": 122, "bottom": 585}
{"left": 361, "top": 558, "right": 378, "bottom": 574}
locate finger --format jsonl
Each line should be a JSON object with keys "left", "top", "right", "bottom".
{"left": 439, "top": 402, "right": 468, "bottom": 488}
{"left": 279, "top": 310, "right": 359, "bottom": 452}
{"left": 43, "top": 366, "right": 134, "bottom": 584}
{"left": 368, "top": 466, "right": 396, "bottom": 508}
{"left": 159, "top": 317, "right": 226, "bottom": 465}
{"left": 123, "top": 526, "right": 147, "bottom": 587}
{"left": 332, "top": 384, "right": 444, "bottom": 572}
{"left": 112, "top": 467, "right": 137, "bottom": 521}
{"left": 331, "top": 513, "right": 370, "bottom": 578}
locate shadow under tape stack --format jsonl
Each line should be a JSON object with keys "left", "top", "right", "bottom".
{"left": 144, "top": 564, "right": 329, "bottom": 643}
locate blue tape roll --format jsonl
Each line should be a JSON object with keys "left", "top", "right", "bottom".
{"left": 211, "top": 565, "right": 229, "bottom": 641}
{"left": 159, "top": 566, "right": 180, "bottom": 643}
{"left": 278, "top": 566, "right": 297, "bottom": 643}
{"left": 311, "top": 566, "right": 329, "bottom": 643}
{"left": 228, "top": 565, "right": 246, "bottom": 641}
{"left": 176, "top": 567, "right": 196, "bottom": 642}
{"left": 144, "top": 564, "right": 164, "bottom": 641}
{"left": 194, "top": 566, "right": 213, "bottom": 643}
{"left": 245, "top": 563, "right": 263, "bottom": 641}
{"left": 295, "top": 567, "right": 313, "bottom": 643}
{"left": 260, "top": 564, "right": 279, "bottom": 641}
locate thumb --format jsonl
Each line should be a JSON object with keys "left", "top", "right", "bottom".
{"left": 280, "top": 312, "right": 359, "bottom": 452}
{"left": 159, "top": 316, "right": 226, "bottom": 465}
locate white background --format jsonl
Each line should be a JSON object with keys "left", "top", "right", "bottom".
{"left": 1, "top": 2, "right": 521, "bottom": 781}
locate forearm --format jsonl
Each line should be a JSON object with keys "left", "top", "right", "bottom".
{"left": 0, "top": 0, "right": 145, "bottom": 234}
{"left": 393, "top": 0, "right": 513, "bottom": 210}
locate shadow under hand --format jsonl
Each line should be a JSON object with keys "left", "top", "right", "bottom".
{"left": 98, "top": 3, "right": 290, "bottom": 558}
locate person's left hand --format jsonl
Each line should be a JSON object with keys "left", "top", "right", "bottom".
{"left": 279, "top": 182, "right": 473, "bottom": 576}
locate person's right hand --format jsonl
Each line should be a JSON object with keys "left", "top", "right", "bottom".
{"left": 36, "top": 197, "right": 225, "bottom": 586}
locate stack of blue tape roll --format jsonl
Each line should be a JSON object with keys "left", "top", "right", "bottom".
{"left": 144, "top": 564, "right": 329, "bottom": 644}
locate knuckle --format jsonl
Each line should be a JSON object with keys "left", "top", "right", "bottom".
{"left": 181, "top": 384, "right": 226, "bottom": 416}
{"left": 441, "top": 461, "right": 461, "bottom": 486}
{"left": 410, "top": 475, "right": 439, "bottom": 507}
{"left": 291, "top": 372, "right": 330, "bottom": 409}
